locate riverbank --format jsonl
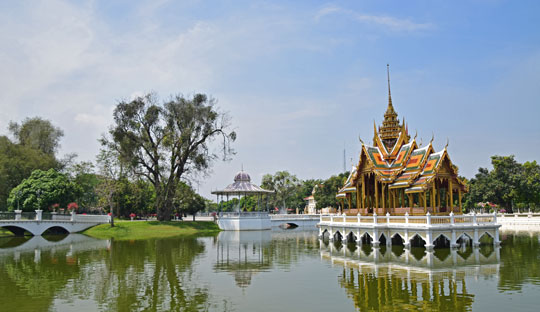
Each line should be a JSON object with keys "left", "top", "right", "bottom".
{"left": 83, "top": 220, "right": 220, "bottom": 240}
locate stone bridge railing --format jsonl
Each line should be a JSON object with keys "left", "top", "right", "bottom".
{"left": 1, "top": 210, "right": 110, "bottom": 223}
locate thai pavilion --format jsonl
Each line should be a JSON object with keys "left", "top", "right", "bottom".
{"left": 336, "top": 69, "right": 468, "bottom": 216}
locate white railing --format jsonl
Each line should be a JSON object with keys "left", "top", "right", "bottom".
{"left": 320, "top": 212, "right": 497, "bottom": 227}
{"left": 271, "top": 214, "right": 320, "bottom": 220}
{"left": 219, "top": 212, "right": 270, "bottom": 219}
{"left": 73, "top": 214, "right": 110, "bottom": 223}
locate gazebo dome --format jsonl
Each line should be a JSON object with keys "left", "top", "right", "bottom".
{"left": 234, "top": 171, "right": 251, "bottom": 182}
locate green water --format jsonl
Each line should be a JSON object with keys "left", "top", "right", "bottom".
{"left": 0, "top": 229, "right": 539, "bottom": 311}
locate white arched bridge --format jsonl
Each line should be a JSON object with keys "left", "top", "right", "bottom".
{"left": 0, "top": 211, "right": 109, "bottom": 236}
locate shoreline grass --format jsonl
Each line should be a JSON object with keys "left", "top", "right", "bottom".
{"left": 83, "top": 220, "right": 220, "bottom": 240}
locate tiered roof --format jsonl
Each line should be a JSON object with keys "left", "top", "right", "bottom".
{"left": 337, "top": 67, "right": 466, "bottom": 196}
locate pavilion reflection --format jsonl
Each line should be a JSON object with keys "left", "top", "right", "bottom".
{"left": 320, "top": 242, "right": 500, "bottom": 311}
{"left": 214, "top": 229, "right": 319, "bottom": 288}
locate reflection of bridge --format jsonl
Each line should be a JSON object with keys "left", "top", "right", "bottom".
{"left": 0, "top": 212, "right": 109, "bottom": 236}
{"left": 0, "top": 234, "right": 109, "bottom": 260}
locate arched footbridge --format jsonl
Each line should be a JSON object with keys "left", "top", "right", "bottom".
{"left": 270, "top": 214, "right": 320, "bottom": 228}
{"left": 0, "top": 211, "right": 109, "bottom": 236}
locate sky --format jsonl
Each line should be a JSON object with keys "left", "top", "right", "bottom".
{"left": 1, "top": 0, "right": 539, "bottom": 200}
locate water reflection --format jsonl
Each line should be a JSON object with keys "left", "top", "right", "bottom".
{"left": 320, "top": 241, "right": 500, "bottom": 311}
{"left": 214, "top": 229, "right": 320, "bottom": 289}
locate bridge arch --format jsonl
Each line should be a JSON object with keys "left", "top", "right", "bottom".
{"left": 391, "top": 233, "right": 404, "bottom": 245}
{"left": 41, "top": 226, "right": 70, "bottom": 236}
{"left": 0, "top": 225, "right": 33, "bottom": 236}
{"left": 346, "top": 232, "right": 357, "bottom": 243}
{"left": 360, "top": 232, "right": 373, "bottom": 245}
{"left": 333, "top": 231, "right": 343, "bottom": 242}
{"left": 433, "top": 234, "right": 451, "bottom": 248}
{"left": 409, "top": 233, "right": 427, "bottom": 248}
{"left": 457, "top": 233, "right": 473, "bottom": 247}
{"left": 479, "top": 231, "right": 494, "bottom": 245}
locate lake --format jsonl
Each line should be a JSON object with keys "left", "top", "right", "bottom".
{"left": 0, "top": 228, "right": 539, "bottom": 311}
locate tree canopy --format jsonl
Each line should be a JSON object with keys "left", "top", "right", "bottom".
{"left": 7, "top": 169, "right": 82, "bottom": 212}
{"left": 314, "top": 172, "right": 348, "bottom": 210}
{"left": 103, "top": 93, "right": 235, "bottom": 220}
{"left": 261, "top": 171, "right": 300, "bottom": 211}
{"left": 9, "top": 117, "right": 64, "bottom": 156}
{"left": 464, "top": 155, "right": 540, "bottom": 212}
{"left": 0, "top": 136, "right": 58, "bottom": 210}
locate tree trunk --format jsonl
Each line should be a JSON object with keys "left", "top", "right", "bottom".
{"left": 192, "top": 214, "right": 195, "bottom": 221}
{"left": 109, "top": 190, "right": 115, "bottom": 227}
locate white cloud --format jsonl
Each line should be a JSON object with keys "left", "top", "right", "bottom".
{"left": 315, "top": 6, "right": 433, "bottom": 32}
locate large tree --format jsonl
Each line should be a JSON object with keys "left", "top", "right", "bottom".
{"left": 261, "top": 171, "right": 300, "bottom": 212}
{"left": 0, "top": 136, "right": 57, "bottom": 210}
{"left": 9, "top": 117, "right": 64, "bottom": 156}
{"left": 314, "top": 172, "right": 348, "bottom": 210}
{"left": 104, "top": 93, "right": 235, "bottom": 221}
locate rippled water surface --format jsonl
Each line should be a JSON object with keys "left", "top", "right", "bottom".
{"left": 0, "top": 228, "right": 539, "bottom": 311}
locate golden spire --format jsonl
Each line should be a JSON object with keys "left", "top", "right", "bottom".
{"left": 380, "top": 64, "right": 399, "bottom": 143}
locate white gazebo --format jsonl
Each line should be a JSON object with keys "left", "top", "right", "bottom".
{"left": 212, "top": 170, "right": 275, "bottom": 230}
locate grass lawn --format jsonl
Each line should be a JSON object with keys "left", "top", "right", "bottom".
{"left": 83, "top": 220, "right": 220, "bottom": 240}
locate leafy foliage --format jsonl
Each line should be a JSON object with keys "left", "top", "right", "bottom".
{"left": 0, "top": 136, "right": 58, "bottom": 210}
{"left": 7, "top": 169, "right": 82, "bottom": 211}
{"left": 261, "top": 171, "right": 300, "bottom": 211}
{"left": 464, "top": 155, "right": 540, "bottom": 212}
{"left": 8, "top": 117, "right": 64, "bottom": 156}
{"left": 314, "top": 172, "right": 349, "bottom": 210}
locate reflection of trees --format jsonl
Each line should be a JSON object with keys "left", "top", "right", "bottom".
{"left": 66, "top": 236, "right": 210, "bottom": 311}
{"left": 338, "top": 267, "right": 475, "bottom": 311}
{"left": 498, "top": 233, "right": 540, "bottom": 292}
{"left": 0, "top": 235, "right": 213, "bottom": 311}
{"left": 0, "top": 241, "right": 84, "bottom": 311}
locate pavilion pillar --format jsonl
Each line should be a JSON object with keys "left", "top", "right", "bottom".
{"left": 436, "top": 183, "right": 441, "bottom": 210}
{"left": 356, "top": 185, "right": 360, "bottom": 211}
{"left": 382, "top": 184, "right": 386, "bottom": 215}
{"left": 347, "top": 194, "right": 351, "bottom": 213}
{"left": 362, "top": 175, "right": 366, "bottom": 210}
{"left": 432, "top": 183, "right": 436, "bottom": 213}
{"left": 375, "top": 179, "right": 379, "bottom": 212}
{"left": 408, "top": 193, "right": 413, "bottom": 215}
{"left": 449, "top": 179, "right": 454, "bottom": 213}
{"left": 423, "top": 192, "right": 427, "bottom": 214}
{"left": 458, "top": 188, "right": 462, "bottom": 214}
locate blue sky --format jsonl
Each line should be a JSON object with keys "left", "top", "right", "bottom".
{"left": 1, "top": 0, "right": 539, "bottom": 199}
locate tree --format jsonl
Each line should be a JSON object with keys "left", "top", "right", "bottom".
{"left": 289, "top": 179, "right": 322, "bottom": 213}
{"left": 0, "top": 136, "right": 57, "bottom": 210}
{"left": 9, "top": 117, "right": 64, "bottom": 156}
{"left": 519, "top": 161, "right": 540, "bottom": 210}
{"left": 104, "top": 93, "right": 235, "bottom": 221}
{"left": 314, "top": 172, "right": 348, "bottom": 210}
{"left": 173, "top": 182, "right": 206, "bottom": 221}
{"left": 261, "top": 171, "right": 300, "bottom": 212}
{"left": 96, "top": 147, "right": 125, "bottom": 227}
{"left": 7, "top": 169, "right": 82, "bottom": 212}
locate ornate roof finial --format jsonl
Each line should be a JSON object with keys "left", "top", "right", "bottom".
{"left": 387, "top": 64, "right": 391, "bottom": 98}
